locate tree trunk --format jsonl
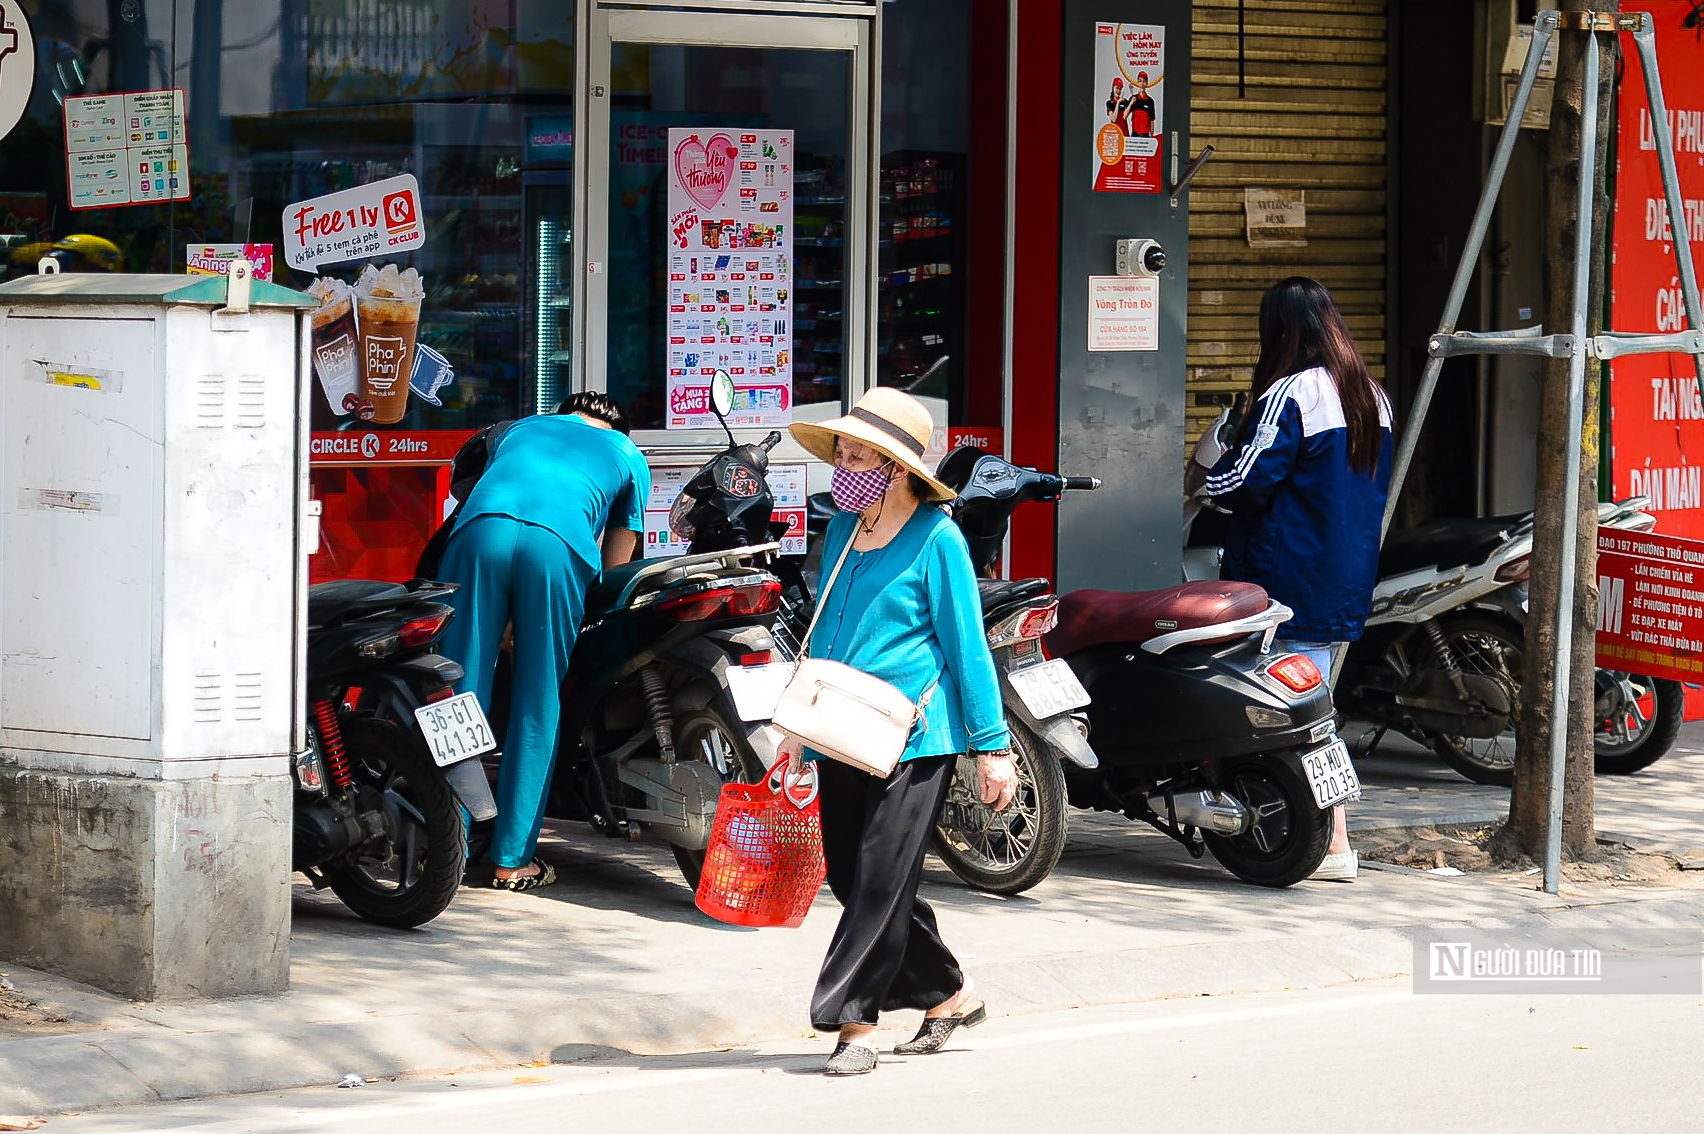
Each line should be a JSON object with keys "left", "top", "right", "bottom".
{"left": 1505, "top": 4, "right": 1617, "bottom": 859}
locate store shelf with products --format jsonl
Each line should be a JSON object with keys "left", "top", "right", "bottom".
{"left": 877, "top": 151, "right": 966, "bottom": 407}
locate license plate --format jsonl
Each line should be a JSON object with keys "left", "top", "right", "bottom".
{"left": 1301, "top": 737, "right": 1361, "bottom": 809}
{"left": 1007, "top": 659, "right": 1092, "bottom": 718}
{"left": 725, "top": 662, "right": 793, "bottom": 722}
{"left": 414, "top": 692, "right": 497, "bottom": 768}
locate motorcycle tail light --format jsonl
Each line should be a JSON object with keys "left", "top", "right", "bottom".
{"left": 425, "top": 684, "right": 457, "bottom": 704}
{"left": 398, "top": 608, "right": 454, "bottom": 648}
{"left": 740, "top": 651, "right": 773, "bottom": 665}
{"left": 356, "top": 633, "right": 399, "bottom": 659}
{"left": 1494, "top": 556, "right": 1531, "bottom": 583}
{"left": 658, "top": 579, "right": 782, "bottom": 621}
{"left": 987, "top": 599, "right": 1059, "bottom": 649}
{"left": 1267, "top": 654, "right": 1323, "bottom": 693}
{"left": 293, "top": 740, "right": 327, "bottom": 794}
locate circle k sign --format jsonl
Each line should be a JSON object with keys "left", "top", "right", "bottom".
{"left": 0, "top": 1, "right": 38, "bottom": 143}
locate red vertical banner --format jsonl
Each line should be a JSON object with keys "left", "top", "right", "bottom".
{"left": 1610, "top": 3, "right": 1704, "bottom": 538}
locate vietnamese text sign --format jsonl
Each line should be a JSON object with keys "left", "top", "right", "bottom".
{"left": 1245, "top": 188, "right": 1307, "bottom": 247}
{"left": 663, "top": 128, "right": 794, "bottom": 429}
{"left": 1092, "top": 22, "right": 1165, "bottom": 194}
{"left": 1595, "top": 528, "right": 1704, "bottom": 683}
{"left": 642, "top": 461, "right": 807, "bottom": 559}
{"left": 284, "top": 174, "right": 424, "bottom": 272}
{"left": 63, "top": 89, "right": 189, "bottom": 210}
{"left": 1610, "top": 4, "right": 1704, "bottom": 539}
{"left": 1087, "top": 275, "right": 1159, "bottom": 351}
{"left": 186, "top": 243, "right": 274, "bottom": 281}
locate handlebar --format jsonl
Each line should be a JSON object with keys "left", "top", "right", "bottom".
{"left": 1062, "top": 476, "right": 1101, "bottom": 492}
{"left": 760, "top": 431, "right": 782, "bottom": 451}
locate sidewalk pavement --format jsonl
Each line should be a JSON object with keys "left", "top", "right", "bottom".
{"left": 4, "top": 728, "right": 1702, "bottom": 1116}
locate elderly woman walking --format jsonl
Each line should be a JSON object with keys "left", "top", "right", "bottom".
{"left": 778, "top": 387, "right": 1018, "bottom": 1076}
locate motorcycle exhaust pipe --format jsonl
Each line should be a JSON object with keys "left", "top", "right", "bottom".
{"left": 1148, "top": 789, "right": 1250, "bottom": 835}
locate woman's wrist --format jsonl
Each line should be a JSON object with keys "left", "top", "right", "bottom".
{"left": 973, "top": 747, "right": 1013, "bottom": 761}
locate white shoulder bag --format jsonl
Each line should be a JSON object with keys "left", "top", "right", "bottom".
{"left": 770, "top": 535, "right": 936, "bottom": 778}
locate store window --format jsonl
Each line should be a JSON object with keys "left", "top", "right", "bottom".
{"left": 0, "top": 1, "right": 575, "bottom": 582}
{"left": 878, "top": 0, "right": 1007, "bottom": 445}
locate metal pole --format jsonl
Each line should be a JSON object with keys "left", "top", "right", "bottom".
{"left": 1543, "top": 25, "right": 1600, "bottom": 897}
{"left": 1380, "top": 12, "right": 1559, "bottom": 542}
{"left": 1632, "top": 18, "right": 1704, "bottom": 399}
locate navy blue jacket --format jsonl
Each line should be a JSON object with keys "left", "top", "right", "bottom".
{"left": 1204, "top": 366, "right": 1394, "bottom": 643}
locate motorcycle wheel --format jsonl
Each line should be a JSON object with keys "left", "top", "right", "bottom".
{"left": 1594, "top": 672, "right": 1685, "bottom": 775}
{"left": 670, "top": 708, "right": 764, "bottom": 890}
{"left": 1201, "top": 756, "right": 1331, "bottom": 887}
{"left": 322, "top": 716, "right": 469, "bottom": 929}
{"left": 930, "top": 719, "right": 1069, "bottom": 896}
{"left": 1419, "top": 615, "right": 1524, "bottom": 788}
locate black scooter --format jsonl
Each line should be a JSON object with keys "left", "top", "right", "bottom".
{"left": 295, "top": 579, "right": 498, "bottom": 927}
{"left": 942, "top": 452, "right": 1352, "bottom": 887}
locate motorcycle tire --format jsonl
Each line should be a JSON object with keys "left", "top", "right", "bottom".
{"left": 1594, "top": 673, "right": 1685, "bottom": 775}
{"left": 1418, "top": 614, "right": 1525, "bottom": 788}
{"left": 1201, "top": 755, "right": 1332, "bottom": 887}
{"left": 670, "top": 707, "right": 765, "bottom": 890}
{"left": 322, "top": 716, "right": 469, "bottom": 929}
{"left": 930, "top": 718, "right": 1069, "bottom": 896}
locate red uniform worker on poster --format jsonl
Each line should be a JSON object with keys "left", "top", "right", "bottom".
{"left": 1093, "top": 22, "right": 1165, "bottom": 194}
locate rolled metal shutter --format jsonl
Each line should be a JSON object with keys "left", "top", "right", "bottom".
{"left": 1185, "top": 0, "right": 1388, "bottom": 449}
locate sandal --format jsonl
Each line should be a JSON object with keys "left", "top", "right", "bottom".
{"left": 490, "top": 860, "right": 557, "bottom": 891}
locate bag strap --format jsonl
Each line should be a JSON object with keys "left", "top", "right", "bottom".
{"left": 796, "top": 532, "right": 858, "bottom": 661}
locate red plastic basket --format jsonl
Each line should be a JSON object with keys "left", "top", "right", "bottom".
{"left": 695, "top": 762, "right": 826, "bottom": 928}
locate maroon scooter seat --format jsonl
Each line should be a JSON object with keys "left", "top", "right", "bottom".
{"left": 1046, "top": 581, "right": 1273, "bottom": 656}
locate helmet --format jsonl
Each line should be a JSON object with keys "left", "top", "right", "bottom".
{"left": 50, "top": 234, "right": 122, "bottom": 272}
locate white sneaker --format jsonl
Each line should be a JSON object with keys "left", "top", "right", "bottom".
{"left": 1312, "top": 849, "right": 1358, "bottom": 882}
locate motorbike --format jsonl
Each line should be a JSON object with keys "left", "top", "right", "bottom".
{"left": 1184, "top": 408, "right": 1682, "bottom": 785}
{"left": 1343, "top": 497, "right": 1681, "bottom": 785}
{"left": 941, "top": 451, "right": 1348, "bottom": 887}
{"left": 469, "top": 372, "right": 788, "bottom": 889}
{"left": 294, "top": 578, "right": 498, "bottom": 928}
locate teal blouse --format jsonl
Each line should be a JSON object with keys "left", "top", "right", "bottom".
{"left": 805, "top": 506, "right": 1010, "bottom": 762}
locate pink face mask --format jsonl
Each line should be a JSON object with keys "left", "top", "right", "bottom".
{"left": 831, "top": 464, "right": 895, "bottom": 514}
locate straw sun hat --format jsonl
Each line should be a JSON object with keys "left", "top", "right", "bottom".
{"left": 789, "top": 386, "right": 955, "bottom": 502}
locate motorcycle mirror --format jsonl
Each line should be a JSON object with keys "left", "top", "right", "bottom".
{"left": 709, "top": 369, "right": 737, "bottom": 445}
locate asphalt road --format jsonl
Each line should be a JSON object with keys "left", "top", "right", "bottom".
{"left": 45, "top": 964, "right": 1704, "bottom": 1134}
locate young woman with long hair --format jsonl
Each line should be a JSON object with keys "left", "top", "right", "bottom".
{"left": 1204, "top": 275, "right": 1394, "bottom": 882}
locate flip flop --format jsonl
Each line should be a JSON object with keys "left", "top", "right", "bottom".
{"left": 491, "top": 860, "right": 557, "bottom": 891}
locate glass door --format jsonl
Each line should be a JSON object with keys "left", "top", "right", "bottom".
{"left": 580, "top": 6, "right": 875, "bottom": 475}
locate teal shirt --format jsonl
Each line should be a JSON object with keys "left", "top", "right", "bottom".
{"left": 453, "top": 415, "right": 651, "bottom": 571}
{"left": 806, "top": 507, "right": 1009, "bottom": 761}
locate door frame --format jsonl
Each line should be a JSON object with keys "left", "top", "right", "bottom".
{"left": 576, "top": 0, "right": 881, "bottom": 460}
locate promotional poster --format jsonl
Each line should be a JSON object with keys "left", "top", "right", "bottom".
{"left": 1092, "top": 22, "right": 1165, "bottom": 194}
{"left": 663, "top": 128, "right": 795, "bottom": 429}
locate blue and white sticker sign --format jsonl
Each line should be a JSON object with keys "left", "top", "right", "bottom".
{"left": 0, "top": 0, "right": 36, "bottom": 143}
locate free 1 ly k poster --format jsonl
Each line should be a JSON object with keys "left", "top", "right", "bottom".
{"left": 1092, "top": 23, "right": 1165, "bottom": 194}
{"left": 664, "top": 128, "right": 794, "bottom": 429}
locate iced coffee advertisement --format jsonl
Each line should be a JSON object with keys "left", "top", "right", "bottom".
{"left": 306, "top": 261, "right": 454, "bottom": 428}
{"left": 663, "top": 128, "right": 794, "bottom": 430}
{"left": 1092, "top": 23, "right": 1165, "bottom": 194}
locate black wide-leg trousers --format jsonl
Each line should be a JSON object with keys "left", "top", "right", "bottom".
{"left": 810, "top": 754, "right": 963, "bottom": 1031}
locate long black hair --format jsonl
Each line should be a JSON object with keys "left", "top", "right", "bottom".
{"left": 1241, "top": 276, "right": 1385, "bottom": 475}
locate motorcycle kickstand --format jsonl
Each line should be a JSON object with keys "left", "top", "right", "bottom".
{"left": 1355, "top": 726, "right": 1388, "bottom": 761}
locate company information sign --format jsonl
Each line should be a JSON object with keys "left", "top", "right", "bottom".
{"left": 663, "top": 128, "right": 794, "bottom": 430}
{"left": 1594, "top": 528, "right": 1704, "bottom": 683}
{"left": 283, "top": 174, "right": 424, "bottom": 272}
{"left": 63, "top": 89, "right": 190, "bottom": 210}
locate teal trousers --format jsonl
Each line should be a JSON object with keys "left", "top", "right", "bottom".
{"left": 440, "top": 514, "right": 594, "bottom": 869}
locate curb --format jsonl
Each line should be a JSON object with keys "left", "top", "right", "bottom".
{"left": 7, "top": 892, "right": 1702, "bottom": 1116}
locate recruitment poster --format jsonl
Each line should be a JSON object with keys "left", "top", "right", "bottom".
{"left": 1092, "top": 22, "right": 1165, "bottom": 194}
{"left": 1610, "top": 3, "right": 1704, "bottom": 539}
{"left": 664, "top": 128, "right": 794, "bottom": 429}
